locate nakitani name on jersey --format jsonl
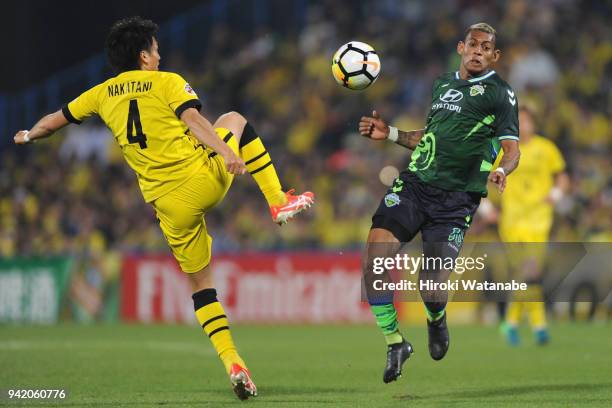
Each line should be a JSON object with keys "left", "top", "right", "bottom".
{"left": 62, "top": 71, "right": 204, "bottom": 202}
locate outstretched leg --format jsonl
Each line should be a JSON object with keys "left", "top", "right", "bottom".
{"left": 214, "top": 112, "right": 285, "bottom": 206}
{"left": 364, "top": 227, "right": 414, "bottom": 383}
{"left": 366, "top": 172, "right": 425, "bottom": 382}
{"left": 213, "top": 111, "right": 314, "bottom": 224}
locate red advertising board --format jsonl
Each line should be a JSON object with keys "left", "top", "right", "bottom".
{"left": 121, "top": 252, "right": 371, "bottom": 323}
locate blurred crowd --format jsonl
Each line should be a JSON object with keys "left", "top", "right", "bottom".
{"left": 1, "top": 0, "right": 610, "bottom": 258}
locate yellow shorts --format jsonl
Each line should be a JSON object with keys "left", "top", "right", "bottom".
{"left": 152, "top": 128, "right": 238, "bottom": 273}
{"left": 499, "top": 226, "right": 550, "bottom": 278}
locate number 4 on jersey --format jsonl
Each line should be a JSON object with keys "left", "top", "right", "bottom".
{"left": 127, "top": 99, "right": 148, "bottom": 148}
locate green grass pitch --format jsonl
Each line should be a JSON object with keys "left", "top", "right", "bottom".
{"left": 1, "top": 323, "right": 610, "bottom": 407}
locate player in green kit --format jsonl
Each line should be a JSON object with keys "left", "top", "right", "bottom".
{"left": 359, "top": 23, "right": 521, "bottom": 383}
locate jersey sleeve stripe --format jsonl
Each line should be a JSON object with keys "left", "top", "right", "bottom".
{"left": 498, "top": 135, "right": 519, "bottom": 141}
{"left": 61, "top": 104, "right": 82, "bottom": 124}
{"left": 175, "top": 99, "right": 202, "bottom": 118}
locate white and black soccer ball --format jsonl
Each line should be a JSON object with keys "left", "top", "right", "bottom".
{"left": 331, "top": 41, "right": 381, "bottom": 90}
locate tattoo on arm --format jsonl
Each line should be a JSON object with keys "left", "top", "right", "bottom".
{"left": 396, "top": 129, "right": 424, "bottom": 150}
{"left": 498, "top": 139, "right": 521, "bottom": 175}
{"left": 499, "top": 149, "right": 520, "bottom": 175}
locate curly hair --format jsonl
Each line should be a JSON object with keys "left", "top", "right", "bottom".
{"left": 105, "top": 16, "right": 159, "bottom": 73}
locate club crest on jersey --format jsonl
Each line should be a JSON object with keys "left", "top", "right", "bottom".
{"left": 384, "top": 193, "right": 401, "bottom": 208}
{"left": 469, "top": 84, "right": 485, "bottom": 96}
{"left": 184, "top": 83, "right": 195, "bottom": 95}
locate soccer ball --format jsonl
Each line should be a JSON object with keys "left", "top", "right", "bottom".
{"left": 331, "top": 41, "right": 381, "bottom": 90}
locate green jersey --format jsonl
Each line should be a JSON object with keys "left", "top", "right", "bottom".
{"left": 408, "top": 70, "right": 519, "bottom": 196}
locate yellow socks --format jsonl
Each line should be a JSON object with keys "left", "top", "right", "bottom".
{"left": 506, "top": 301, "right": 523, "bottom": 327}
{"left": 192, "top": 288, "right": 246, "bottom": 374}
{"left": 239, "top": 123, "right": 286, "bottom": 206}
{"left": 526, "top": 285, "right": 547, "bottom": 329}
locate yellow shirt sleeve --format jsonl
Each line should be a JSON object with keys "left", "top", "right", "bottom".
{"left": 163, "top": 73, "right": 202, "bottom": 118}
{"left": 62, "top": 83, "right": 104, "bottom": 124}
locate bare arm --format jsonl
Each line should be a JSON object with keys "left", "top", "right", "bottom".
{"left": 546, "top": 171, "right": 570, "bottom": 204}
{"left": 180, "top": 108, "right": 246, "bottom": 175}
{"left": 498, "top": 140, "right": 520, "bottom": 175}
{"left": 13, "top": 110, "right": 69, "bottom": 144}
{"left": 488, "top": 139, "right": 520, "bottom": 193}
{"left": 396, "top": 129, "right": 424, "bottom": 150}
{"left": 555, "top": 172, "right": 571, "bottom": 194}
{"left": 358, "top": 110, "right": 423, "bottom": 149}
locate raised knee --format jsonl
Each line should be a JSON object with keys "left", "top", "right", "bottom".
{"left": 219, "top": 111, "right": 247, "bottom": 127}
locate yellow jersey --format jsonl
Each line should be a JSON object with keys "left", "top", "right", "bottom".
{"left": 498, "top": 135, "right": 565, "bottom": 238}
{"left": 62, "top": 70, "right": 204, "bottom": 202}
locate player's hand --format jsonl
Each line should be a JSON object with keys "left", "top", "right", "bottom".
{"left": 14, "top": 130, "right": 32, "bottom": 145}
{"left": 488, "top": 169, "right": 507, "bottom": 193}
{"left": 359, "top": 110, "right": 389, "bottom": 140}
{"left": 221, "top": 149, "right": 247, "bottom": 175}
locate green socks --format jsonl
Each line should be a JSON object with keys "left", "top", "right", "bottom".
{"left": 371, "top": 304, "right": 446, "bottom": 345}
{"left": 370, "top": 304, "right": 403, "bottom": 345}
{"left": 425, "top": 306, "right": 446, "bottom": 322}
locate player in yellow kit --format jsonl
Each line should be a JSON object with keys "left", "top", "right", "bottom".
{"left": 498, "top": 105, "right": 569, "bottom": 345}
{"left": 13, "top": 17, "right": 314, "bottom": 400}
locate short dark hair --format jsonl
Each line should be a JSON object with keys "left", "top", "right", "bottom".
{"left": 464, "top": 22, "right": 498, "bottom": 46}
{"left": 105, "top": 17, "right": 158, "bottom": 73}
